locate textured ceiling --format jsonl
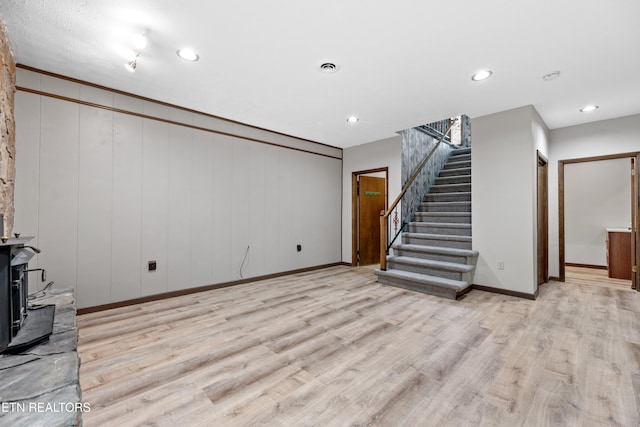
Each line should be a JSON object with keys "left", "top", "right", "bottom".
{"left": 1, "top": 0, "right": 639, "bottom": 148}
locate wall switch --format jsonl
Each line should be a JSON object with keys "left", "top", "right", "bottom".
{"left": 497, "top": 261, "right": 504, "bottom": 270}
{"left": 148, "top": 260, "right": 157, "bottom": 271}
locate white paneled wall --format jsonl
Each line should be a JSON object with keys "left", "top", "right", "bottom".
{"left": 14, "top": 69, "right": 342, "bottom": 308}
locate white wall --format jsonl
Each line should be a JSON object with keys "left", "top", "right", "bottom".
{"left": 472, "top": 105, "right": 549, "bottom": 296}
{"left": 342, "top": 136, "right": 402, "bottom": 264}
{"left": 548, "top": 114, "right": 640, "bottom": 277}
{"left": 565, "top": 159, "right": 631, "bottom": 266}
{"left": 13, "top": 68, "right": 343, "bottom": 309}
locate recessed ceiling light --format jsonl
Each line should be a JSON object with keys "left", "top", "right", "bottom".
{"left": 580, "top": 105, "right": 599, "bottom": 113}
{"left": 132, "top": 33, "right": 147, "bottom": 50}
{"left": 346, "top": 116, "right": 359, "bottom": 124}
{"left": 319, "top": 62, "right": 340, "bottom": 73}
{"left": 471, "top": 70, "right": 493, "bottom": 81}
{"left": 177, "top": 48, "right": 199, "bottom": 62}
{"left": 542, "top": 71, "right": 561, "bottom": 81}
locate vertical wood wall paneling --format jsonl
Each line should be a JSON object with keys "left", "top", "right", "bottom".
{"left": 76, "top": 96, "right": 113, "bottom": 308}
{"left": 211, "top": 135, "right": 234, "bottom": 284}
{"left": 141, "top": 119, "right": 170, "bottom": 296}
{"left": 263, "top": 145, "right": 281, "bottom": 275}
{"left": 38, "top": 95, "right": 80, "bottom": 295}
{"left": 190, "top": 129, "right": 214, "bottom": 287}
{"left": 249, "top": 143, "right": 267, "bottom": 277}
{"left": 167, "top": 123, "right": 193, "bottom": 291}
{"left": 231, "top": 139, "right": 251, "bottom": 279}
{"left": 13, "top": 91, "right": 41, "bottom": 292}
{"left": 111, "top": 113, "right": 143, "bottom": 302}
{"left": 278, "top": 149, "right": 295, "bottom": 271}
{"left": 14, "top": 69, "right": 344, "bottom": 308}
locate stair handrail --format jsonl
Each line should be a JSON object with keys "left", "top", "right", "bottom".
{"left": 380, "top": 117, "right": 458, "bottom": 270}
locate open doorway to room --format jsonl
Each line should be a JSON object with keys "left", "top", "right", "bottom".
{"left": 558, "top": 152, "right": 640, "bottom": 291}
{"left": 352, "top": 168, "right": 388, "bottom": 267}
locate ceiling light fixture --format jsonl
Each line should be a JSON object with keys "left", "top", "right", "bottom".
{"left": 471, "top": 70, "right": 493, "bottom": 81}
{"left": 177, "top": 48, "right": 199, "bottom": 61}
{"left": 125, "top": 53, "right": 139, "bottom": 72}
{"left": 346, "top": 116, "right": 359, "bottom": 124}
{"left": 132, "top": 33, "right": 147, "bottom": 50}
{"left": 580, "top": 105, "right": 599, "bottom": 113}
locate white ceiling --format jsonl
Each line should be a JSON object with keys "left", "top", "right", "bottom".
{"left": 1, "top": 0, "right": 639, "bottom": 148}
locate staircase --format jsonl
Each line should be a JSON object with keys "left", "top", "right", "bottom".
{"left": 375, "top": 147, "right": 478, "bottom": 299}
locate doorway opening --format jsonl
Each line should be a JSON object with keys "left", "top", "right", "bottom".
{"left": 537, "top": 151, "right": 549, "bottom": 287}
{"left": 558, "top": 151, "right": 640, "bottom": 291}
{"left": 352, "top": 168, "right": 388, "bottom": 267}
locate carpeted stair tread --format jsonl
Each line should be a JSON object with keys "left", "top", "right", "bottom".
{"left": 414, "top": 212, "right": 471, "bottom": 219}
{"left": 444, "top": 160, "right": 471, "bottom": 169}
{"left": 392, "top": 243, "right": 478, "bottom": 257}
{"left": 374, "top": 269, "right": 469, "bottom": 296}
{"left": 410, "top": 222, "right": 471, "bottom": 228}
{"left": 439, "top": 167, "right": 471, "bottom": 177}
{"left": 387, "top": 255, "right": 474, "bottom": 273}
{"left": 403, "top": 232, "right": 472, "bottom": 242}
{"left": 451, "top": 147, "right": 471, "bottom": 155}
{"left": 430, "top": 183, "right": 471, "bottom": 193}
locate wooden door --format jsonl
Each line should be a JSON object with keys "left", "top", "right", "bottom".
{"left": 358, "top": 176, "right": 386, "bottom": 265}
{"left": 633, "top": 156, "right": 639, "bottom": 290}
{"left": 537, "top": 152, "right": 549, "bottom": 286}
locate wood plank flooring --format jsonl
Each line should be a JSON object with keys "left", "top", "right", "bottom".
{"left": 77, "top": 266, "right": 640, "bottom": 426}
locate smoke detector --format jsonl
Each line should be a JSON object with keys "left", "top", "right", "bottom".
{"left": 319, "top": 62, "right": 340, "bottom": 73}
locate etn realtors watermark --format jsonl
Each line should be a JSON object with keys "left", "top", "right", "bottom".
{"left": 1, "top": 402, "right": 91, "bottom": 413}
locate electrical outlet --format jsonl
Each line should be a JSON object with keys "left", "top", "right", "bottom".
{"left": 497, "top": 261, "right": 504, "bottom": 270}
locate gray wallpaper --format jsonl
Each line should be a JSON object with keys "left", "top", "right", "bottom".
{"left": 399, "top": 128, "right": 453, "bottom": 224}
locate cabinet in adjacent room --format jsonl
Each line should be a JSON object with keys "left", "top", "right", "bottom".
{"left": 606, "top": 228, "right": 632, "bottom": 280}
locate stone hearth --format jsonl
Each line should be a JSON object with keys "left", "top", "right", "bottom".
{"left": 0, "top": 289, "right": 82, "bottom": 426}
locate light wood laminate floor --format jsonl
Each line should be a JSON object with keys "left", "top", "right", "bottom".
{"left": 77, "top": 266, "right": 640, "bottom": 426}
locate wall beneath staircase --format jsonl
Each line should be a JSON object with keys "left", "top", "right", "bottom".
{"left": 472, "top": 105, "right": 549, "bottom": 296}
{"left": 13, "top": 68, "right": 343, "bottom": 309}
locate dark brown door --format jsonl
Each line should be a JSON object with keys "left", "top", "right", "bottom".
{"left": 358, "top": 176, "right": 386, "bottom": 265}
{"left": 537, "top": 152, "right": 549, "bottom": 286}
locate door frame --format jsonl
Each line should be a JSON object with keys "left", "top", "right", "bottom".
{"left": 537, "top": 151, "right": 549, "bottom": 286}
{"left": 558, "top": 151, "right": 640, "bottom": 283}
{"left": 352, "top": 168, "right": 389, "bottom": 266}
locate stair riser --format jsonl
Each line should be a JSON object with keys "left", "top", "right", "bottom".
{"left": 425, "top": 193, "right": 471, "bottom": 202}
{"left": 451, "top": 148, "right": 471, "bottom": 156}
{"left": 376, "top": 275, "right": 458, "bottom": 299}
{"left": 387, "top": 261, "right": 465, "bottom": 281}
{"left": 393, "top": 248, "right": 470, "bottom": 264}
{"left": 413, "top": 213, "right": 471, "bottom": 223}
{"left": 409, "top": 224, "right": 471, "bottom": 236}
{"left": 403, "top": 235, "right": 472, "bottom": 250}
{"left": 419, "top": 203, "right": 471, "bottom": 213}
{"left": 444, "top": 161, "right": 471, "bottom": 170}
{"left": 435, "top": 176, "right": 471, "bottom": 185}
{"left": 430, "top": 184, "right": 471, "bottom": 193}
{"left": 439, "top": 168, "right": 471, "bottom": 177}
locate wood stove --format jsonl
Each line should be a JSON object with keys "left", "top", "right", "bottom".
{"left": 0, "top": 237, "right": 54, "bottom": 353}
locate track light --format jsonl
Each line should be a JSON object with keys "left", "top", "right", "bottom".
{"left": 125, "top": 53, "right": 140, "bottom": 72}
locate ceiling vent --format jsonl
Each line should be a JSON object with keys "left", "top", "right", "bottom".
{"left": 319, "top": 62, "right": 339, "bottom": 73}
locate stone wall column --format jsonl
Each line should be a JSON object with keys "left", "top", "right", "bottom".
{"left": 0, "top": 19, "right": 16, "bottom": 238}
